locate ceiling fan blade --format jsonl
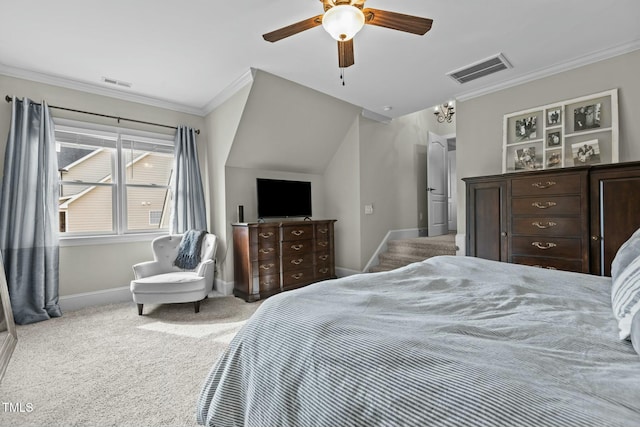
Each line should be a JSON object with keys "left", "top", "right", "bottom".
{"left": 363, "top": 8, "right": 433, "bottom": 35}
{"left": 263, "top": 15, "right": 323, "bottom": 42}
{"left": 338, "top": 39, "right": 354, "bottom": 68}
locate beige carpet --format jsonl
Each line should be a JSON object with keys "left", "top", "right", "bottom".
{"left": 0, "top": 296, "right": 261, "bottom": 427}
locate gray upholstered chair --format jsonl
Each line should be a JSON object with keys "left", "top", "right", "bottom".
{"left": 130, "top": 233, "right": 217, "bottom": 315}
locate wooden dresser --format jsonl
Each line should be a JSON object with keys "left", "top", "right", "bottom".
{"left": 232, "top": 220, "right": 337, "bottom": 302}
{"left": 464, "top": 161, "right": 640, "bottom": 275}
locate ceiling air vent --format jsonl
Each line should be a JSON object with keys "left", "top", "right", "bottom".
{"left": 447, "top": 53, "right": 512, "bottom": 84}
{"left": 101, "top": 76, "right": 132, "bottom": 88}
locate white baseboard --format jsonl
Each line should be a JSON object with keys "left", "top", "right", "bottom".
{"left": 214, "top": 278, "right": 234, "bottom": 296}
{"left": 59, "top": 286, "right": 132, "bottom": 312}
{"left": 59, "top": 276, "right": 235, "bottom": 312}
{"left": 455, "top": 233, "right": 466, "bottom": 256}
{"left": 335, "top": 267, "right": 361, "bottom": 278}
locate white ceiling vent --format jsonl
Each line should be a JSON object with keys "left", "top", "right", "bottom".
{"left": 101, "top": 76, "right": 132, "bottom": 88}
{"left": 447, "top": 53, "right": 512, "bottom": 84}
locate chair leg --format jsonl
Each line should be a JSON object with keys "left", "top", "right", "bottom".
{"left": 137, "top": 304, "right": 143, "bottom": 316}
{"left": 194, "top": 300, "right": 201, "bottom": 313}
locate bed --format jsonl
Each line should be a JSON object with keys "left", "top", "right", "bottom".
{"left": 197, "top": 255, "right": 640, "bottom": 427}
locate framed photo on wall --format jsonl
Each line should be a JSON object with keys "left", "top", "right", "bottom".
{"left": 547, "top": 108, "right": 561, "bottom": 126}
{"left": 502, "top": 89, "right": 618, "bottom": 173}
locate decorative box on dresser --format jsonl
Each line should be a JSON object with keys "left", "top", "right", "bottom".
{"left": 464, "top": 161, "right": 640, "bottom": 276}
{"left": 233, "top": 220, "right": 336, "bottom": 302}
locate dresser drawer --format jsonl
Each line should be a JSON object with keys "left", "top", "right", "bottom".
{"left": 511, "top": 236, "right": 582, "bottom": 259}
{"left": 252, "top": 227, "right": 279, "bottom": 245}
{"left": 282, "top": 268, "right": 314, "bottom": 288}
{"left": 253, "top": 260, "right": 279, "bottom": 276}
{"left": 511, "top": 256, "right": 584, "bottom": 273}
{"left": 511, "top": 195, "right": 581, "bottom": 215}
{"left": 511, "top": 217, "right": 582, "bottom": 237}
{"left": 282, "top": 253, "right": 313, "bottom": 273}
{"left": 256, "top": 273, "right": 280, "bottom": 293}
{"left": 281, "top": 240, "right": 313, "bottom": 257}
{"left": 282, "top": 224, "right": 313, "bottom": 241}
{"left": 512, "top": 173, "right": 582, "bottom": 196}
{"left": 255, "top": 244, "right": 278, "bottom": 260}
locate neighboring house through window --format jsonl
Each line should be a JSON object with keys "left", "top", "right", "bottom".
{"left": 56, "top": 121, "right": 174, "bottom": 236}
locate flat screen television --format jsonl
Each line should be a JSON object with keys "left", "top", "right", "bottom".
{"left": 257, "top": 178, "right": 312, "bottom": 219}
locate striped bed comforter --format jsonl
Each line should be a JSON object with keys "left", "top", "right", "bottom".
{"left": 197, "top": 256, "right": 640, "bottom": 427}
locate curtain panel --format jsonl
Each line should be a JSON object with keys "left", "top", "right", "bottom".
{"left": 170, "top": 126, "right": 207, "bottom": 234}
{"left": 0, "top": 97, "right": 61, "bottom": 325}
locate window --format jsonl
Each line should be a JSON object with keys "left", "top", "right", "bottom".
{"left": 56, "top": 122, "right": 174, "bottom": 237}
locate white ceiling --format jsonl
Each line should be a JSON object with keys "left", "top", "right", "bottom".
{"left": 1, "top": 0, "right": 639, "bottom": 118}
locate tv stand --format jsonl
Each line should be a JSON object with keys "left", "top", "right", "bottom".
{"left": 232, "top": 219, "right": 337, "bottom": 302}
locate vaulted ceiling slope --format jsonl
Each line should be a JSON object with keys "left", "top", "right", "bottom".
{"left": 226, "top": 70, "right": 361, "bottom": 174}
{"left": 1, "top": 1, "right": 639, "bottom": 118}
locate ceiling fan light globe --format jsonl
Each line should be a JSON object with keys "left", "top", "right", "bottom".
{"left": 322, "top": 5, "right": 365, "bottom": 41}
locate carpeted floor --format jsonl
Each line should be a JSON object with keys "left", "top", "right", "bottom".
{"left": 0, "top": 296, "right": 261, "bottom": 427}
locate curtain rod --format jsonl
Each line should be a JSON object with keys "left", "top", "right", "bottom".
{"left": 4, "top": 95, "right": 200, "bottom": 135}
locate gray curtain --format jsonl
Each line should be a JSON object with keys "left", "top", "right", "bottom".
{"left": 170, "top": 126, "right": 207, "bottom": 233}
{"left": 0, "top": 97, "right": 61, "bottom": 325}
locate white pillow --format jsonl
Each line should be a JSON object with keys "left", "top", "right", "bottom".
{"left": 611, "top": 227, "right": 640, "bottom": 280}
{"left": 612, "top": 254, "right": 640, "bottom": 340}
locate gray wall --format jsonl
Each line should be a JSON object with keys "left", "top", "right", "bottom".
{"left": 456, "top": 49, "right": 640, "bottom": 239}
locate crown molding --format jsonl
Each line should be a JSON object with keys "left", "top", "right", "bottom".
{"left": 455, "top": 39, "right": 640, "bottom": 102}
{"left": 201, "top": 68, "right": 255, "bottom": 116}
{"left": 0, "top": 62, "right": 205, "bottom": 116}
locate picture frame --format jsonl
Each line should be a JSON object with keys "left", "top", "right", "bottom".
{"left": 515, "top": 116, "right": 537, "bottom": 141}
{"left": 547, "top": 108, "right": 561, "bottom": 126}
{"left": 502, "top": 89, "right": 618, "bottom": 173}
{"left": 547, "top": 131, "right": 561, "bottom": 147}
{"left": 573, "top": 103, "right": 601, "bottom": 131}
{"left": 514, "top": 146, "right": 540, "bottom": 170}
{"left": 546, "top": 150, "right": 562, "bottom": 169}
{"left": 571, "top": 140, "right": 601, "bottom": 166}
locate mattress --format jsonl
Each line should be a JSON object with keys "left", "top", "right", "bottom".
{"left": 197, "top": 256, "right": 640, "bottom": 427}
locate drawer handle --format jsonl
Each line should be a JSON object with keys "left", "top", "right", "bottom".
{"left": 533, "top": 265, "right": 558, "bottom": 270}
{"left": 291, "top": 230, "right": 305, "bottom": 236}
{"left": 531, "top": 201, "right": 557, "bottom": 209}
{"left": 318, "top": 254, "right": 328, "bottom": 261}
{"left": 259, "top": 232, "right": 274, "bottom": 238}
{"left": 291, "top": 244, "right": 304, "bottom": 251}
{"left": 318, "top": 228, "right": 328, "bottom": 234}
{"left": 291, "top": 258, "right": 304, "bottom": 265}
{"left": 259, "top": 248, "right": 274, "bottom": 254}
{"left": 259, "top": 263, "right": 275, "bottom": 270}
{"left": 292, "top": 273, "right": 304, "bottom": 280}
{"left": 319, "top": 268, "right": 329, "bottom": 274}
{"left": 318, "top": 242, "right": 328, "bottom": 247}
{"left": 531, "top": 242, "right": 557, "bottom": 250}
{"left": 532, "top": 181, "right": 556, "bottom": 189}
{"left": 532, "top": 221, "right": 557, "bottom": 229}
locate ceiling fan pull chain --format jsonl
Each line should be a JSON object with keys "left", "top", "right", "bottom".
{"left": 340, "top": 67, "right": 345, "bottom": 86}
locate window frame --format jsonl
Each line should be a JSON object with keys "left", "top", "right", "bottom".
{"left": 55, "top": 118, "right": 175, "bottom": 246}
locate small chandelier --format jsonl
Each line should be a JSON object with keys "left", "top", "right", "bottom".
{"left": 434, "top": 102, "right": 455, "bottom": 123}
{"left": 322, "top": 4, "right": 365, "bottom": 41}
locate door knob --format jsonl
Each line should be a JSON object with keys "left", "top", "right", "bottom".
{"left": 426, "top": 187, "right": 436, "bottom": 192}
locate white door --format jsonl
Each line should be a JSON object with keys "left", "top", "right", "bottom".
{"left": 427, "top": 132, "right": 448, "bottom": 236}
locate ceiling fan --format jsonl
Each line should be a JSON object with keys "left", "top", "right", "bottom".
{"left": 263, "top": 0, "right": 433, "bottom": 69}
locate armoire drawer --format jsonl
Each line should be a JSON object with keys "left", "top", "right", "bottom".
{"left": 511, "top": 217, "right": 582, "bottom": 237}
{"left": 511, "top": 195, "right": 581, "bottom": 215}
{"left": 511, "top": 236, "right": 582, "bottom": 259}
{"left": 511, "top": 256, "right": 584, "bottom": 273}
{"left": 512, "top": 174, "right": 582, "bottom": 196}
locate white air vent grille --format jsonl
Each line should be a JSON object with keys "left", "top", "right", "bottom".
{"left": 101, "top": 76, "right": 132, "bottom": 88}
{"left": 447, "top": 54, "right": 511, "bottom": 84}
